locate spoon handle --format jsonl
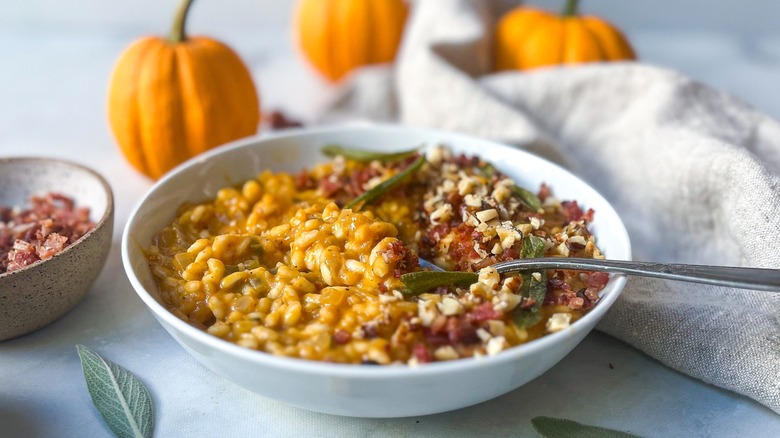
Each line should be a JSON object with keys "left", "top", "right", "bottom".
{"left": 492, "top": 258, "right": 780, "bottom": 292}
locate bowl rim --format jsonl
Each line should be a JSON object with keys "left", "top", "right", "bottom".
{"left": 0, "top": 156, "right": 114, "bottom": 279}
{"left": 122, "top": 125, "right": 631, "bottom": 378}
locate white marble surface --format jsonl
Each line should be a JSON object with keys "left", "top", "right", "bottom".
{"left": 1, "top": 1, "right": 779, "bottom": 437}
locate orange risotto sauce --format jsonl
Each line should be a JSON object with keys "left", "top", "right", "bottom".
{"left": 145, "top": 145, "right": 608, "bottom": 365}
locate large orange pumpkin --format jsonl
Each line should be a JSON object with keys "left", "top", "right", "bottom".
{"left": 294, "top": 0, "right": 409, "bottom": 82}
{"left": 108, "top": 0, "right": 260, "bottom": 180}
{"left": 494, "top": 0, "right": 636, "bottom": 71}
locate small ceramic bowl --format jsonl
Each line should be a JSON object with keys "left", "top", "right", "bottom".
{"left": 123, "top": 126, "right": 631, "bottom": 417}
{"left": 0, "top": 158, "right": 114, "bottom": 341}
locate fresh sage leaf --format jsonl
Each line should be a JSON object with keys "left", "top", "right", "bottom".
{"left": 77, "top": 345, "right": 154, "bottom": 438}
{"left": 532, "top": 416, "right": 642, "bottom": 438}
{"left": 346, "top": 154, "right": 426, "bottom": 210}
{"left": 514, "top": 235, "right": 547, "bottom": 329}
{"left": 400, "top": 271, "right": 478, "bottom": 295}
{"left": 321, "top": 144, "right": 419, "bottom": 162}
{"left": 477, "top": 164, "right": 541, "bottom": 212}
{"left": 479, "top": 163, "right": 497, "bottom": 178}
{"left": 513, "top": 185, "right": 544, "bottom": 212}
{"left": 521, "top": 234, "right": 546, "bottom": 259}
{"left": 514, "top": 273, "right": 546, "bottom": 329}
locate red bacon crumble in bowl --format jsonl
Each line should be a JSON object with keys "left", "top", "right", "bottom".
{"left": 0, "top": 193, "right": 95, "bottom": 274}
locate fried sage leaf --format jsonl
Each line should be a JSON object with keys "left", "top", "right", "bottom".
{"left": 476, "top": 159, "right": 542, "bottom": 212}
{"left": 77, "top": 345, "right": 154, "bottom": 438}
{"left": 400, "top": 271, "right": 478, "bottom": 295}
{"left": 346, "top": 155, "right": 426, "bottom": 210}
{"left": 514, "top": 235, "right": 548, "bottom": 329}
{"left": 321, "top": 144, "right": 419, "bottom": 163}
{"left": 531, "top": 416, "right": 642, "bottom": 438}
{"left": 512, "top": 185, "right": 544, "bottom": 212}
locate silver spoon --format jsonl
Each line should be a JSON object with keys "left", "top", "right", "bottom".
{"left": 417, "top": 258, "right": 780, "bottom": 292}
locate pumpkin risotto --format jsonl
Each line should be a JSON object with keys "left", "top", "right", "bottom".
{"left": 145, "top": 145, "right": 609, "bottom": 365}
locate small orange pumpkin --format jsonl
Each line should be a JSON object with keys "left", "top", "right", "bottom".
{"left": 494, "top": 0, "right": 636, "bottom": 71}
{"left": 294, "top": 0, "right": 409, "bottom": 82}
{"left": 108, "top": 0, "right": 260, "bottom": 180}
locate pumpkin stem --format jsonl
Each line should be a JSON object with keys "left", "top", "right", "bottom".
{"left": 562, "top": 0, "right": 579, "bottom": 17}
{"left": 169, "top": 0, "right": 195, "bottom": 43}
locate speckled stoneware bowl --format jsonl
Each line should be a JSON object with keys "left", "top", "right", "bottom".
{"left": 0, "top": 158, "right": 113, "bottom": 341}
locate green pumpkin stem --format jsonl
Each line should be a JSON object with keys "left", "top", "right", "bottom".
{"left": 169, "top": 0, "right": 195, "bottom": 43}
{"left": 562, "top": 0, "right": 579, "bottom": 17}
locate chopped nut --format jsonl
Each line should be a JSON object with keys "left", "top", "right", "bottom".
{"left": 555, "top": 241, "right": 570, "bottom": 257}
{"left": 476, "top": 209, "right": 498, "bottom": 223}
{"left": 434, "top": 346, "right": 459, "bottom": 361}
{"left": 463, "top": 194, "right": 483, "bottom": 208}
{"left": 457, "top": 177, "right": 476, "bottom": 196}
{"left": 418, "top": 299, "right": 439, "bottom": 326}
{"left": 487, "top": 320, "right": 506, "bottom": 337}
{"left": 476, "top": 328, "right": 492, "bottom": 342}
{"left": 478, "top": 266, "right": 500, "bottom": 288}
{"left": 486, "top": 336, "right": 507, "bottom": 356}
{"left": 438, "top": 297, "right": 465, "bottom": 316}
{"left": 463, "top": 212, "right": 480, "bottom": 227}
{"left": 546, "top": 313, "right": 572, "bottom": 332}
{"left": 430, "top": 203, "right": 453, "bottom": 224}
{"left": 427, "top": 145, "right": 447, "bottom": 166}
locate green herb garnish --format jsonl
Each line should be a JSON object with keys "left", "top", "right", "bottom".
{"left": 514, "top": 235, "right": 547, "bottom": 329}
{"left": 513, "top": 185, "right": 544, "bottom": 212}
{"left": 77, "top": 345, "right": 154, "bottom": 438}
{"left": 478, "top": 161, "right": 541, "bottom": 211}
{"left": 400, "top": 270, "right": 478, "bottom": 295}
{"left": 532, "top": 416, "right": 642, "bottom": 438}
{"left": 321, "top": 144, "right": 419, "bottom": 163}
{"left": 345, "top": 154, "right": 426, "bottom": 210}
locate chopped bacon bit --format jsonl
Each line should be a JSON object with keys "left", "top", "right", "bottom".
{"left": 1, "top": 193, "right": 94, "bottom": 274}
{"left": 344, "top": 166, "right": 381, "bottom": 198}
{"left": 447, "top": 224, "right": 482, "bottom": 271}
{"left": 295, "top": 169, "right": 316, "bottom": 190}
{"left": 423, "top": 330, "right": 450, "bottom": 347}
{"left": 537, "top": 183, "right": 551, "bottom": 202}
{"left": 39, "top": 233, "right": 68, "bottom": 260}
{"left": 266, "top": 110, "right": 303, "bottom": 130}
{"left": 452, "top": 154, "right": 481, "bottom": 168}
{"left": 361, "top": 323, "right": 379, "bottom": 339}
{"left": 466, "top": 302, "right": 504, "bottom": 323}
{"left": 560, "top": 201, "right": 594, "bottom": 223}
{"left": 381, "top": 240, "right": 420, "bottom": 277}
{"left": 497, "top": 247, "right": 520, "bottom": 262}
{"left": 584, "top": 287, "right": 600, "bottom": 302}
{"left": 549, "top": 277, "right": 574, "bottom": 293}
{"left": 412, "top": 343, "right": 433, "bottom": 364}
{"left": 333, "top": 329, "right": 351, "bottom": 344}
{"left": 568, "top": 297, "right": 585, "bottom": 309}
{"left": 318, "top": 174, "right": 343, "bottom": 198}
{"left": 561, "top": 201, "right": 584, "bottom": 223}
{"left": 446, "top": 317, "right": 480, "bottom": 344}
{"left": 587, "top": 272, "right": 610, "bottom": 288}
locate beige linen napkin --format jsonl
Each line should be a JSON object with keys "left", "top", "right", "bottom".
{"left": 321, "top": 0, "right": 780, "bottom": 414}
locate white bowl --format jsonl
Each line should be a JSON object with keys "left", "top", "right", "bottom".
{"left": 122, "top": 126, "right": 631, "bottom": 417}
